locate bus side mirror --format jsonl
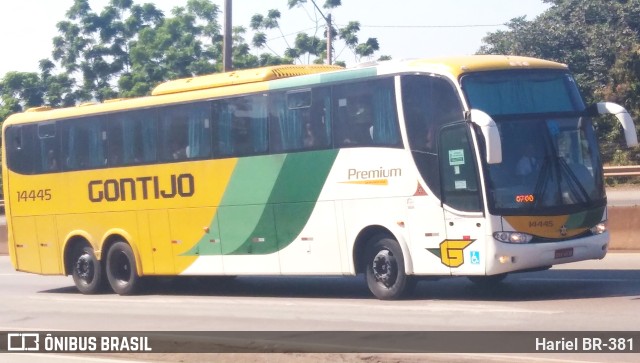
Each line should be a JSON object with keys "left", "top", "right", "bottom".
{"left": 469, "top": 109, "right": 502, "bottom": 164}
{"left": 596, "top": 102, "right": 639, "bottom": 148}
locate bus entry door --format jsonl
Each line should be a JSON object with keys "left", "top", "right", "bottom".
{"left": 439, "top": 123, "right": 486, "bottom": 276}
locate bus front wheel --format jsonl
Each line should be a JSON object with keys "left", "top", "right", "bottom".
{"left": 365, "top": 236, "right": 414, "bottom": 300}
{"left": 106, "top": 242, "right": 140, "bottom": 295}
{"left": 72, "top": 246, "right": 104, "bottom": 294}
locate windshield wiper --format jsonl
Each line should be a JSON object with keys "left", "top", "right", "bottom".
{"left": 557, "top": 157, "right": 591, "bottom": 204}
{"left": 532, "top": 156, "right": 552, "bottom": 209}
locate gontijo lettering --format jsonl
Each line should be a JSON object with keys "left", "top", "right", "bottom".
{"left": 88, "top": 174, "right": 195, "bottom": 202}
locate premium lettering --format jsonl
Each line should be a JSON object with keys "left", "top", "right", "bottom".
{"left": 88, "top": 174, "right": 195, "bottom": 202}
{"left": 348, "top": 167, "right": 402, "bottom": 180}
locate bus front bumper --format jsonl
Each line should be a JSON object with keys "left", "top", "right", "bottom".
{"left": 487, "top": 231, "right": 609, "bottom": 275}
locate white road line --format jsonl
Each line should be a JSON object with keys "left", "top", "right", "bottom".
{"left": 22, "top": 294, "right": 561, "bottom": 315}
{"left": 449, "top": 353, "right": 634, "bottom": 363}
{"left": 522, "top": 278, "right": 637, "bottom": 282}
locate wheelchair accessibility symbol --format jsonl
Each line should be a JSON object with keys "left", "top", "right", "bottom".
{"left": 470, "top": 251, "right": 480, "bottom": 265}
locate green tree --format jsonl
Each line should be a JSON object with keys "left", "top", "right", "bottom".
{"left": 248, "top": 0, "right": 385, "bottom": 65}
{"left": 0, "top": 72, "right": 46, "bottom": 120}
{"left": 121, "top": 0, "right": 222, "bottom": 96}
{"left": 52, "top": 0, "right": 164, "bottom": 101}
{"left": 250, "top": 10, "right": 295, "bottom": 64}
{"left": 3, "top": 0, "right": 387, "bottom": 119}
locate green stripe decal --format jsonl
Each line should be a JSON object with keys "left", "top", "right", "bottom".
{"left": 269, "top": 67, "right": 377, "bottom": 90}
{"left": 565, "top": 206, "right": 605, "bottom": 229}
{"left": 184, "top": 150, "right": 339, "bottom": 256}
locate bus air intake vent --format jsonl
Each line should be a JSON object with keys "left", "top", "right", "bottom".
{"left": 152, "top": 64, "right": 344, "bottom": 96}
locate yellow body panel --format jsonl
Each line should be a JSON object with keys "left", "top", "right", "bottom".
{"left": 152, "top": 64, "right": 343, "bottom": 95}
{"left": 408, "top": 55, "right": 567, "bottom": 78}
{"left": 504, "top": 215, "right": 586, "bottom": 239}
{"left": 5, "top": 157, "right": 237, "bottom": 275}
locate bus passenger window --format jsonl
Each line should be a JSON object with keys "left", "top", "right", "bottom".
{"left": 108, "top": 110, "right": 158, "bottom": 166}
{"left": 38, "top": 123, "right": 59, "bottom": 172}
{"left": 215, "top": 95, "right": 268, "bottom": 157}
{"left": 6, "top": 125, "right": 39, "bottom": 174}
{"left": 160, "top": 103, "right": 211, "bottom": 161}
{"left": 333, "top": 78, "right": 400, "bottom": 148}
{"left": 269, "top": 88, "right": 330, "bottom": 153}
{"left": 61, "top": 118, "right": 106, "bottom": 170}
{"left": 343, "top": 96, "right": 374, "bottom": 145}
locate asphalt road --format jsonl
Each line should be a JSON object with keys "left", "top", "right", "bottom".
{"left": 606, "top": 187, "right": 640, "bottom": 207}
{"left": 1, "top": 254, "right": 639, "bottom": 362}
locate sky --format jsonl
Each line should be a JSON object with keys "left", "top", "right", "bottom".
{"left": 0, "top": 0, "right": 551, "bottom": 77}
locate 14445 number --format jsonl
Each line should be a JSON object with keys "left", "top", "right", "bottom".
{"left": 16, "top": 189, "right": 52, "bottom": 202}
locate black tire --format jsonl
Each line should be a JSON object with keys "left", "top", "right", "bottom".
{"left": 468, "top": 273, "right": 508, "bottom": 287}
{"left": 106, "top": 241, "right": 140, "bottom": 295}
{"left": 71, "top": 245, "right": 104, "bottom": 294}
{"left": 365, "top": 235, "right": 414, "bottom": 300}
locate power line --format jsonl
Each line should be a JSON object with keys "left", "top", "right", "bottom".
{"left": 341, "top": 23, "right": 508, "bottom": 29}
{"left": 264, "top": 22, "right": 507, "bottom": 43}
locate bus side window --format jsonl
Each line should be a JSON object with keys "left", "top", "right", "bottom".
{"left": 107, "top": 118, "right": 125, "bottom": 166}
{"left": 335, "top": 95, "right": 373, "bottom": 146}
{"left": 160, "top": 107, "right": 189, "bottom": 161}
{"left": 215, "top": 95, "right": 268, "bottom": 157}
{"left": 270, "top": 88, "right": 330, "bottom": 153}
{"left": 311, "top": 87, "right": 332, "bottom": 149}
{"left": 108, "top": 110, "right": 158, "bottom": 166}
{"left": 333, "top": 78, "right": 400, "bottom": 148}
{"left": 38, "top": 123, "right": 59, "bottom": 172}
{"left": 160, "top": 103, "right": 212, "bottom": 161}
{"left": 6, "top": 125, "right": 39, "bottom": 174}
{"left": 61, "top": 117, "right": 106, "bottom": 171}
{"left": 241, "top": 95, "right": 269, "bottom": 156}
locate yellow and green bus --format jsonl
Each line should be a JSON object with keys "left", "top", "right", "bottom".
{"left": 3, "top": 56, "right": 638, "bottom": 299}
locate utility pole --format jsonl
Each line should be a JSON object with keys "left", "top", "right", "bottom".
{"left": 310, "top": 0, "right": 332, "bottom": 65}
{"left": 223, "top": 0, "right": 233, "bottom": 72}
{"left": 326, "top": 13, "right": 332, "bottom": 65}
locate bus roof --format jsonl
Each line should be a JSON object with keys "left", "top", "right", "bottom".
{"left": 151, "top": 64, "right": 344, "bottom": 96}
{"left": 2, "top": 55, "right": 568, "bottom": 127}
{"left": 405, "top": 55, "right": 568, "bottom": 78}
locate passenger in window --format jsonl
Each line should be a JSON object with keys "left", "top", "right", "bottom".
{"left": 343, "top": 97, "right": 373, "bottom": 145}
{"left": 171, "top": 139, "right": 188, "bottom": 160}
{"left": 303, "top": 122, "right": 315, "bottom": 148}
{"left": 46, "top": 149, "right": 58, "bottom": 171}
{"left": 233, "top": 118, "right": 252, "bottom": 155}
{"left": 108, "top": 147, "right": 122, "bottom": 166}
{"left": 423, "top": 123, "right": 437, "bottom": 152}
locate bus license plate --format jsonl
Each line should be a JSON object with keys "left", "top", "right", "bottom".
{"left": 554, "top": 248, "right": 574, "bottom": 259}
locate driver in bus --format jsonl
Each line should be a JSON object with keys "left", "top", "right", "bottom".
{"left": 516, "top": 143, "right": 538, "bottom": 177}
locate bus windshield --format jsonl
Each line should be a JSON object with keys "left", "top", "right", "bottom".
{"left": 461, "top": 70, "right": 604, "bottom": 215}
{"left": 462, "top": 69, "right": 586, "bottom": 116}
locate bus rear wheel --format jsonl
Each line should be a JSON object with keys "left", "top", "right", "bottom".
{"left": 106, "top": 242, "right": 140, "bottom": 295}
{"left": 365, "top": 236, "right": 413, "bottom": 300}
{"left": 72, "top": 246, "right": 104, "bottom": 294}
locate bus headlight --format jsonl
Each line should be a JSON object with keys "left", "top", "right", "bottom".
{"left": 590, "top": 222, "right": 607, "bottom": 235}
{"left": 493, "top": 231, "right": 533, "bottom": 244}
